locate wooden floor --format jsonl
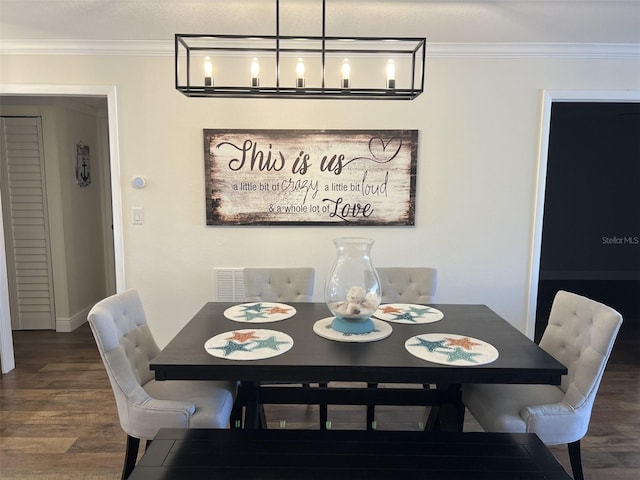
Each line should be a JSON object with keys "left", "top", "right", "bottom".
{"left": 1, "top": 321, "right": 638, "bottom": 479}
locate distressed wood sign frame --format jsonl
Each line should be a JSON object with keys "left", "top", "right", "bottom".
{"left": 204, "top": 129, "right": 417, "bottom": 225}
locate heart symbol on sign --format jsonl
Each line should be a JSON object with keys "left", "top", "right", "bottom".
{"left": 368, "top": 136, "right": 402, "bottom": 163}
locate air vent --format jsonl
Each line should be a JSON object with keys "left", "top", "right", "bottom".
{"left": 211, "top": 268, "right": 245, "bottom": 301}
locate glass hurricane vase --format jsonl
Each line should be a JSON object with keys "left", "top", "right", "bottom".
{"left": 325, "top": 237, "right": 381, "bottom": 334}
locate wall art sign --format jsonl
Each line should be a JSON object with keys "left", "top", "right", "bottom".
{"left": 204, "top": 129, "right": 417, "bottom": 225}
{"left": 75, "top": 143, "right": 91, "bottom": 187}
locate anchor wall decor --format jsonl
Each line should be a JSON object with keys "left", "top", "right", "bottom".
{"left": 75, "top": 143, "right": 91, "bottom": 187}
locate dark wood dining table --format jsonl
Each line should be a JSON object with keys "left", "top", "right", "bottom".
{"left": 150, "top": 302, "right": 567, "bottom": 430}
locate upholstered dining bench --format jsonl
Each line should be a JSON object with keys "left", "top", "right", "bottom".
{"left": 128, "top": 428, "right": 572, "bottom": 480}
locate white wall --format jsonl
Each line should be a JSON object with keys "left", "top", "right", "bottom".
{"left": 55, "top": 102, "right": 110, "bottom": 326}
{"left": 2, "top": 52, "right": 638, "bottom": 347}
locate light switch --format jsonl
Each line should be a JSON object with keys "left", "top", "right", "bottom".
{"left": 132, "top": 207, "right": 144, "bottom": 225}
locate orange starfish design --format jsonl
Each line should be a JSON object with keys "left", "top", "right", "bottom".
{"left": 445, "top": 337, "right": 482, "bottom": 350}
{"left": 268, "top": 306, "right": 292, "bottom": 315}
{"left": 226, "top": 331, "right": 259, "bottom": 342}
{"left": 380, "top": 305, "right": 402, "bottom": 314}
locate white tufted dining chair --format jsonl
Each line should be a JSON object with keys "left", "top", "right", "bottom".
{"left": 88, "top": 289, "right": 237, "bottom": 479}
{"left": 364, "top": 267, "right": 438, "bottom": 429}
{"left": 242, "top": 268, "right": 316, "bottom": 426}
{"left": 462, "top": 290, "right": 622, "bottom": 480}
{"left": 376, "top": 267, "right": 438, "bottom": 304}
{"left": 243, "top": 267, "right": 315, "bottom": 302}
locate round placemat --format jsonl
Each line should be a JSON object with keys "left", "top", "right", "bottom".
{"left": 405, "top": 333, "right": 499, "bottom": 366}
{"left": 375, "top": 304, "right": 444, "bottom": 324}
{"left": 204, "top": 329, "right": 294, "bottom": 360}
{"left": 223, "top": 302, "right": 296, "bottom": 323}
{"left": 313, "top": 317, "right": 393, "bottom": 343}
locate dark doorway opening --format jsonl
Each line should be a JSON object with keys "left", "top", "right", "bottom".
{"left": 536, "top": 102, "right": 640, "bottom": 342}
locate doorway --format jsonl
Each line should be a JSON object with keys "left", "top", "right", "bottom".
{"left": 1, "top": 96, "right": 116, "bottom": 332}
{"left": 528, "top": 91, "right": 640, "bottom": 341}
{"left": 0, "top": 84, "right": 126, "bottom": 373}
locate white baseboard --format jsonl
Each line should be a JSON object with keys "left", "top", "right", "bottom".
{"left": 56, "top": 305, "right": 91, "bottom": 332}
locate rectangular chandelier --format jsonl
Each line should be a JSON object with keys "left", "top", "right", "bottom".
{"left": 175, "top": 1, "right": 426, "bottom": 100}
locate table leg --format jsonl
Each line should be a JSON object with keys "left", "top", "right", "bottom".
{"left": 424, "top": 405, "right": 441, "bottom": 431}
{"left": 240, "top": 381, "right": 261, "bottom": 429}
{"left": 319, "top": 382, "right": 329, "bottom": 430}
{"left": 424, "top": 384, "right": 463, "bottom": 432}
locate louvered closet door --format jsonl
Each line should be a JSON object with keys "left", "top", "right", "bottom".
{"left": 0, "top": 117, "right": 55, "bottom": 330}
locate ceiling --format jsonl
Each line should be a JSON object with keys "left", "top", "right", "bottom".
{"left": 1, "top": 0, "right": 639, "bottom": 45}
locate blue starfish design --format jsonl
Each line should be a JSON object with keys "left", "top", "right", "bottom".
{"left": 234, "top": 303, "right": 270, "bottom": 321}
{"left": 407, "top": 306, "right": 432, "bottom": 318}
{"left": 237, "top": 310, "right": 269, "bottom": 321}
{"left": 408, "top": 337, "right": 448, "bottom": 352}
{"left": 392, "top": 312, "right": 416, "bottom": 322}
{"left": 208, "top": 340, "right": 253, "bottom": 357}
{"left": 251, "top": 335, "right": 291, "bottom": 351}
{"left": 441, "top": 346, "right": 483, "bottom": 363}
{"left": 241, "top": 303, "right": 264, "bottom": 313}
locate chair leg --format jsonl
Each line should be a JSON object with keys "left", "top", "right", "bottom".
{"left": 258, "top": 403, "right": 268, "bottom": 429}
{"left": 230, "top": 395, "right": 244, "bottom": 429}
{"left": 567, "top": 440, "right": 584, "bottom": 480}
{"left": 366, "top": 382, "right": 378, "bottom": 430}
{"left": 122, "top": 434, "right": 140, "bottom": 480}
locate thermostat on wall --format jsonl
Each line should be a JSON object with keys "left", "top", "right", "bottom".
{"left": 132, "top": 176, "right": 146, "bottom": 189}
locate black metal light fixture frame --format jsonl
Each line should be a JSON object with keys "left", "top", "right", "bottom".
{"left": 175, "top": 0, "right": 426, "bottom": 100}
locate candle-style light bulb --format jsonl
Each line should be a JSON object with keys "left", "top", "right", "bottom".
{"left": 204, "top": 56, "right": 213, "bottom": 87}
{"left": 341, "top": 59, "right": 351, "bottom": 89}
{"left": 386, "top": 59, "right": 396, "bottom": 89}
{"left": 296, "top": 58, "right": 305, "bottom": 88}
{"left": 251, "top": 58, "right": 260, "bottom": 88}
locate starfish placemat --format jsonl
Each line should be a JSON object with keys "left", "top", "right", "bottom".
{"left": 223, "top": 302, "right": 296, "bottom": 323}
{"left": 312, "top": 317, "right": 393, "bottom": 343}
{"left": 374, "top": 303, "right": 444, "bottom": 324}
{"left": 405, "top": 333, "right": 499, "bottom": 366}
{"left": 204, "top": 329, "right": 294, "bottom": 360}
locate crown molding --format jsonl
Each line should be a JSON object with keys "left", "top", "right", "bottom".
{"left": 1, "top": 39, "right": 639, "bottom": 59}
{"left": 428, "top": 43, "right": 640, "bottom": 59}
{"left": 0, "top": 40, "right": 170, "bottom": 56}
